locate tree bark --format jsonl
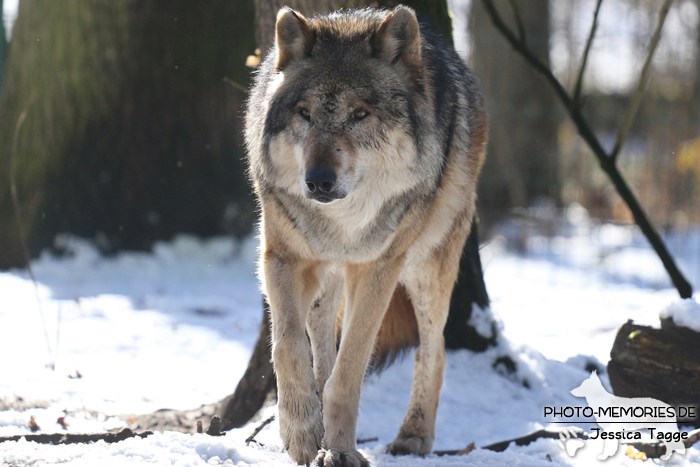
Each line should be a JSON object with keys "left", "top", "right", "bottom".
{"left": 219, "top": 299, "right": 276, "bottom": 431}
{"left": 219, "top": 0, "right": 494, "bottom": 430}
{"left": 470, "top": 0, "right": 560, "bottom": 224}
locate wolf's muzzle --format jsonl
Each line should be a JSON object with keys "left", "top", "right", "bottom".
{"left": 304, "top": 169, "right": 344, "bottom": 203}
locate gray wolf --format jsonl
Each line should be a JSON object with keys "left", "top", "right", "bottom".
{"left": 245, "top": 6, "right": 487, "bottom": 466}
{"left": 571, "top": 371, "right": 686, "bottom": 460}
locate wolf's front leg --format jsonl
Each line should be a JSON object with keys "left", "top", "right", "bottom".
{"left": 316, "top": 256, "right": 406, "bottom": 467}
{"left": 306, "top": 271, "right": 343, "bottom": 401}
{"left": 264, "top": 250, "right": 324, "bottom": 466}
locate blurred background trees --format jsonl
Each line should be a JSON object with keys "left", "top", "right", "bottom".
{"left": 471, "top": 0, "right": 561, "bottom": 225}
{"left": 0, "top": 0, "right": 256, "bottom": 268}
{"left": 0, "top": 0, "right": 698, "bottom": 272}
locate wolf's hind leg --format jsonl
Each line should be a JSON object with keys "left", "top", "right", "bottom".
{"left": 306, "top": 271, "right": 343, "bottom": 401}
{"left": 387, "top": 228, "right": 468, "bottom": 456}
{"left": 662, "top": 440, "right": 685, "bottom": 461}
{"left": 264, "top": 250, "right": 324, "bottom": 466}
{"left": 598, "top": 437, "right": 618, "bottom": 460}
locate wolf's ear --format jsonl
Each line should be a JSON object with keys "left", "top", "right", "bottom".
{"left": 275, "top": 8, "right": 314, "bottom": 71}
{"left": 372, "top": 6, "right": 422, "bottom": 80}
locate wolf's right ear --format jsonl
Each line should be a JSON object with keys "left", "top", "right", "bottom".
{"left": 275, "top": 8, "right": 314, "bottom": 71}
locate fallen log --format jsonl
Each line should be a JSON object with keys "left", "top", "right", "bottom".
{"left": 0, "top": 428, "right": 152, "bottom": 445}
{"left": 607, "top": 320, "right": 700, "bottom": 427}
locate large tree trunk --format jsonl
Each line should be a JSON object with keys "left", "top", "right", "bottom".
{"left": 219, "top": 0, "right": 494, "bottom": 430}
{"left": 0, "top": 0, "right": 257, "bottom": 268}
{"left": 470, "top": 0, "right": 560, "bottom": 225}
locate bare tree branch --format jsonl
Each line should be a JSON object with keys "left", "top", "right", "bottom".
{"left": 506, "top": 0, "right": 527, "bottom": 44}
{"left": 572, "top": 0, "right": 604, "bottom": 107}
{"left": 480, "top": 0, "right": 692, "bottom": 299}
{"left": 610, "top": 0, "right": 674, "bottom": 162}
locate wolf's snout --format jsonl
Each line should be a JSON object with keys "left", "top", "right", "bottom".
{"left": 305, "top": 168, "right": 337, "bottom": 194}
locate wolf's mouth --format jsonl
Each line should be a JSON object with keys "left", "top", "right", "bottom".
{"left": 303, "top": 189, "right": 346, "bottom": 204}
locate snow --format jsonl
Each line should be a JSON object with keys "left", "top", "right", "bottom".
{"left": 660, "top": 298, "right": 700, "bottom": 332}
{"left": 1, "top": 228, "right": 699, "bottom": 466}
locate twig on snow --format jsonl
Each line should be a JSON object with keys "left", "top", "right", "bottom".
{"left": 0, "top": 428, "right": 153, "bottom": 445}
{"left": 356, "top": 437, "right": 378, "bottom": 444}
{"left": 245, "top": 415, "right": 275, "bottom": 445}
{"left": 433, "top": 426, "right": 700, "bottom": 459}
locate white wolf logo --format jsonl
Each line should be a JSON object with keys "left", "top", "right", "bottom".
{"left": 571, "top": 371, "right": 685, "bottom": 460}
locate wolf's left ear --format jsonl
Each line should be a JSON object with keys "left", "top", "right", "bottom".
{"left": 275, "top": 8, "right": 314, "bottom": 71}
{"left": 372, "top": 6, "right": 422, "bottom": 81}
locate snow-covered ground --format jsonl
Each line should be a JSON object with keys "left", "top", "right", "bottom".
{"left": 1, "top": 223, "right": 699, "bottom": 466}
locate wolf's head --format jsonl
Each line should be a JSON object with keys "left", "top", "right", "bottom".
{"left": 571, "top": 370, "right": 605, "bottom": 398}
{"left": 261, "top": 6, "right": 424, "bottom": 204}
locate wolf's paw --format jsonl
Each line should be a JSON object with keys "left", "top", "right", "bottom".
{"left": 386, "top": 435, "right": 433, "bottom": 456}
{"left": 315, "top": 448, "right": 369, "bottom": 467}
{"left": 280, "top": 399, "right": 324, "bottom": 466}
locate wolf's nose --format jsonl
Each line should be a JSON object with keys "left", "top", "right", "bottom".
{"left": 305, "top": 169, "right": 336, "bottom": 193}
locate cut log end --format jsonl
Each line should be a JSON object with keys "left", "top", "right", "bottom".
{"left": 608, "top": 320, "right": 700, "bottom": 427}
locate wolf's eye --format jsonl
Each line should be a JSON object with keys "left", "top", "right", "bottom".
{"left": 353, "top": 108, "right": 368, "bottom": 120}
{"left": 299, "top": 108, "right": 311, "bottom": 121}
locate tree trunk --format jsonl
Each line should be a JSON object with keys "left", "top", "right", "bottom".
{"left": 0, "top": 0, "right": 257, "bottom": 268}
{"left": 220, "top": 298, "right": 276, "bottom": 431}
{"left": 219, "top": 0, "right": 494, "bottom": 430}
{"left": 0, "top": 0, "right": 6, "bottom": 92}
{"left": 470, "top": 0, "right": 560, "bottom": 225}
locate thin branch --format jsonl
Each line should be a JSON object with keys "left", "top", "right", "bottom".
{"left": 433, "top": 427, "right": 700, "bottom": 459}
{"left": 434, "top": 427, "right": 588, "bottom": 455}
{"left": 610, "top": 0, "right": 673, "bottom": 162}
{"left": 483, "top": 427, "right": 588, "bottom": 453}
{"left": 245, "top": 415, "right": 275, "bottom": 445}
{"left": 506, "top": 0, "right": 527, "bottom": 44}
{"left": 223, "top": 77, "right": 249, "bottom": 94}
{"left": 481, "top": 0, "right": 692, "bottom": 299}
{"left": 481, "top": 0, "right": 572, "bottom": 108}
{"left": 356, "top": 437, "right": 379, "bottom": 444}
{"left": 573, "top": 0, "right": 604, "bottom": 106}
{"left": 9, "top": 98, "right": 55, "bottom": 368}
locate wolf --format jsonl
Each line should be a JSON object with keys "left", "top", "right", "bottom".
{"left": 245, "top": 5, "right": 488, "bottom": 466}
{"left": 571, "top": 371, "right": 686, "bottom": 461}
